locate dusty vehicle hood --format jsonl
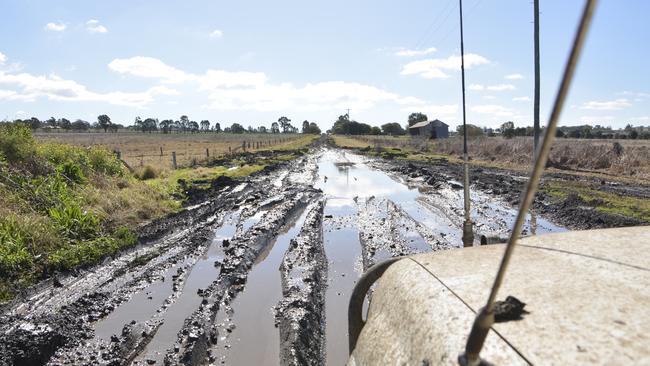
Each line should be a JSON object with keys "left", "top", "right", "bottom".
{"left": 349, "top": 226, "right": 650, "bottom": 365}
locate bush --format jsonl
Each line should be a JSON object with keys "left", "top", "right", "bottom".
{"left": 0, "top": 217, "right": 35, "bottom": 277}
{"left": 0, "top": 123, "right": 36, "bottom": 163}
{"left": 49, "top": 202, "right": 101, "bottom": 241}
{"left": 138, "top": 165, "right": 158, "bottom": 180}
{"left": 57, "top": 160, "right": 86, "bottom": 184}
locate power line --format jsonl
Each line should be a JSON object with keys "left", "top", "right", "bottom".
{"left": 412, "top": 0, "right": 456, "bottom": 51}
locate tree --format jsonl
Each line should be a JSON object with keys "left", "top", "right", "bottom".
{"left": 278, "top": 116, "right": 292, "bottom": 133}
{"left": 159, "top": 119, "right": 174, "bottom": 134}
{"left": 271, "top": 122, "right": 280, "bottom": 134}
{"left": 134, "top": 117, "right": 144, "bottom": 132}
{"left": 71, "top": 119, "right": 90, "bottom": 131}
{"left": 302, "top": 120, "right": 310, "bottom": 134}
{"left": 331, "top": 114, "right": 372, "bottom": 135}
{"left": 58, "top": 118, "right": 71, "bottom": 130}
{"left": 214, "top": 122, "right": 221, "bottom": 132}
{"left": 381, "top": 122, "right": 406, "bottom": 136}
{"left": 370, "top": 126, "right": 381, "bottom": 135}
{"left": 259, "top": 126, "right": 268, "bottom": 133}
{"left": 500, "top": 121, "right": 515, "bottom": 131}
{"left": 28, "top": 117, "right": 41, "bottom": 130}
{"left": 200, "top": 120, "right": 210, "bottom": 131}
{"left": 556, "top": 129, "right": 566, "bottom": 138}
{"left": 230, "top": 123, "right": 245, "bottom": 133}
{"left": 630, "top": 130, "right": 639, "bottom": 139}
{"left": 46, "top": 117, "right": 57, "bottom": 127}
{"left": 179, "top": 115, "right": 190, "bottom": 132}
{"left": 97, "top": 114, "right": 111, "bottom": 132}
{"left": 188, "top": 121, "right": 199, "bottom": 133}
{"left": 408, "top": 112, "right": 428, "bottom": 127}
{"left": 456, "top": 124, "right": 484, "bottom": 137}
{"left": 307, "top": 122, "right": 321, "bottom": 134}
{"left": 143, "top": 118, "right": 158, "bottom": 133}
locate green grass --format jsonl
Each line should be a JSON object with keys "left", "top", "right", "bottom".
{"left": 541, "top": 180, "right": 650, "bottom": 222}
{"left": 0, "top": 125, "right": 315, "bottom": 302}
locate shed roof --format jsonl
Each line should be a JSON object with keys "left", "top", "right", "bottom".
{"left": 408, "top": 119, "right": 448, "bottom": 129}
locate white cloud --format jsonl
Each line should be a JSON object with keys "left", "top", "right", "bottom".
{"left": 395, "top": 47, "right": 437, "bottom": 57}
{"left": 487, "top": 83, "right": 515, "bottom": 91}
{"left": 0, "top": 70, "right": 176, "bottom": 107}
{"left": 469, "top": 84, "right": 484, "bottom": 91}
{"left": 209, "top": 29, "right": 223, "bottom": 38}
{"left": 505, "top": 73, "right": 523, "bottom": 80}
{"left": 580, "top": 98, "right": 631, "bottom": 110}
{"left": 513, "top": 96, "right": 531, "bottom": 102}
{"left": 15, "top": 110, "right": 26, "bottom": 116}
{"left": 400, "top": 53, "right": 489, "bottom": 79}
{"left": 471, "top": 104, "right": 515, "bottom": 117}
{"left": 483, "top": 95, "right": 496, "bottom": 100}
{"left": 396, "top": 96, "right": 427, "bottom": 106}
{"left": 630, "top": 116, "right": 650, "bottom": 121}
{"left": 0, "top": 52, "right": 6, "bottom": 64}
{"left": 109, "top": 56, "right": 191, "bottom": 83}
{"left": 45, "top": 22, "right": 66, "bottom": 32}
{"left": 108, "top": 56, "right": 266, "bottom": 88}
{"left": 86, "top": 19, "right": 108, "bottom": 34}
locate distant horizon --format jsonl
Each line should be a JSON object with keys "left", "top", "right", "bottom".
{"left": 1, "top": 1, "right": 649, "bottom": 129}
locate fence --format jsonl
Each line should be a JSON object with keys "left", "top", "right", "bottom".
{"left": 113, "top": 137, "right": 297, "bottom": 170}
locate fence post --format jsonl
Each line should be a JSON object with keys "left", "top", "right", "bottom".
{"left": 242, "top": 141, "right": 246, "bottom": 151}
{"left": 160, "top": 146, "right": 163, "bottom": 156}
{"left": 229, "top": 146, "right": 232, "bottom": 154}
{"left": 172, "top": 151, "right": 177, "bottom": 169}
{"left": 114, "top": 149, "right": 121, "bottom": 160}
{"left": 206, "top": 148, "right": 210, "bottom": 158}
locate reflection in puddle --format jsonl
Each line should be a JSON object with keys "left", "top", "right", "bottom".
{"left": 214, "top": 208, "right": 310, "bottom": 365}
{"left": 136, "top": 216, "right": 237, "bottom": 363}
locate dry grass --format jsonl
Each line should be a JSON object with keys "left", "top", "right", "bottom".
{"left": 334, "top": 135, "right": 650, "bottom": 181}
{"left": 35, "top": 131, "right": 307, "bottom": 171}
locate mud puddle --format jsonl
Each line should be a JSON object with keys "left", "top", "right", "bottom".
{"left": 134, "top": 213, "right": 239, "bottom": 364}
{"left": 213, "top": 207, "right": 310, "bottom": 365}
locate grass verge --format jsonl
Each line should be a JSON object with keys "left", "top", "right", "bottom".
{"left": 0, "top": 126, "right": 315, "bottom": 302}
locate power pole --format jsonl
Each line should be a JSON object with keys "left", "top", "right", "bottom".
{"left": 459, "top": 0, "right": 474, "bottom": 247}
{"left": 346, "top": 108, "right": 351, "bottom": 120}
{"left": 533, "top": 0, "right": 541, "bottom": 152}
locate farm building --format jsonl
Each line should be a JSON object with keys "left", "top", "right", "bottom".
{"left": 408, "top": 119, "right": 449, "bottom": 139}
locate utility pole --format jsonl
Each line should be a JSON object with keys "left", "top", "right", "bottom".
{"left": 533, "top": 0, "right": 541, "bottom": 152}
{"left": 346, "top": 108, "right": 351, "bottom": 120}
{"left": 459, "top": 0, "right": 474, "bottom": 247}
{"left": 531, "top": 0, "right": 541, "bottom": 236}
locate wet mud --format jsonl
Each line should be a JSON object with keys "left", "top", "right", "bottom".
{"left": 2, "top": 141, "right": 613, "bottom": 366}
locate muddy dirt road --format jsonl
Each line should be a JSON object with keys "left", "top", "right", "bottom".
{"left": 1, "top": 146, "right": 567, "bottom": 366}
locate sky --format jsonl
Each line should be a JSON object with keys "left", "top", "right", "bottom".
{"left": 0, "top": 0, "right": 648, "bottom": 130}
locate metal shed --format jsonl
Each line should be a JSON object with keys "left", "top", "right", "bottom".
{"left": 408, "top": 119, "right": 449, "bottom": 139}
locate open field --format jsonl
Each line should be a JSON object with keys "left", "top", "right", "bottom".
{"left": 333, "top": 135, "right": 650, "bottom": 181}
{"left": 35, "top": 131, "right": 311, "bottom": 171}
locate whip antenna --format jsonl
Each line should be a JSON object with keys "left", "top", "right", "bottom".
{"left": 458, "top": 0, "right": 474, "bottom": 247}
{"left": 458, "top": 1, "right": 597, "bottom": 364}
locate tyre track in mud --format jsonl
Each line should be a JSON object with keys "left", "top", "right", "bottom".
{"left": 1, "top": 145, "right": 571, "bottom": 366}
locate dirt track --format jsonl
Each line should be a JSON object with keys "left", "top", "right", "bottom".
{"left": 1, "top": 140, "right": 646, "bottom": 366}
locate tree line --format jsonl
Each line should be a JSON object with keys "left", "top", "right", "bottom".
{"left": 2, "top": 115, "right": 322, "bottom": 135}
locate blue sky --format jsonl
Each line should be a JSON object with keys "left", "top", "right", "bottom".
{"left": 0, "top": 0, "right": 648, "bottom": 130}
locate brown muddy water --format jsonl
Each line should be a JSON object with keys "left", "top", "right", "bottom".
{"left": 87, "top": 148, "right": 564, "bottom": 365}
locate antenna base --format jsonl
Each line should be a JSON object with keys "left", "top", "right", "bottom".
{"left": 462, "top": 220, "right": 474, "bottom": 247}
